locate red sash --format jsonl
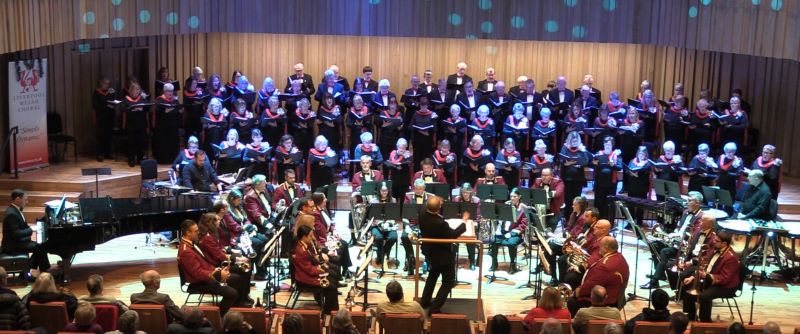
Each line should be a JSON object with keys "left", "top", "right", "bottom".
{"left": 465, "top": 148, "right": 483, "bottom": 159}
{"left": 389, "top": 151, "right": 406, "bottom": 164}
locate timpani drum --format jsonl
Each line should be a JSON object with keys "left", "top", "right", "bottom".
{"left": 717, "top": 219, "right": 762, "bottom": 256}
{"left": 707, "top": 208, "right": 729, "bottom": 221}
{"left": 778, "top": 223, "right": 800, "bottom": 263}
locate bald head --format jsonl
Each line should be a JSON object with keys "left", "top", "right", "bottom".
{"left": 600, "top": 236, "right": 618, "bottom": 255}
{"left": 590, "top": 285, "right": 607, "bottom": 305}
{"left": 763, "top": 322, "right": 781, "bottom": 334}
{"left": 140, "top": 270, "right": 161, "bottom": 290}
{"left": 540, "top": 317, "right": 563, "bottom": 334}
{"left": 426, "top": 196, "right": 443, "bottom": 213}
{"left": 700, "top": 213, "right": 716, "bottom": 231}
{"left": 594, "top": 219, "right": 612, "bottom": 237}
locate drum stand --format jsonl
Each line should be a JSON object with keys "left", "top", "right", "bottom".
{"left": 748, "top": 231, "right": 783, "bottom": 279}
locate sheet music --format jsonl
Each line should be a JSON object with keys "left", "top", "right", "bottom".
{"left": 446, "top": 218, "right": 475, "bottom": 238}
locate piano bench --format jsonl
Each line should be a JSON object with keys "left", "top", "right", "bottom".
{"left": 0, "top": 253, "right": 29, "bottom": 278}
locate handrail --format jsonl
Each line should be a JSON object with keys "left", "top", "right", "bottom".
{"left": 0, "top": 126, "right": 19, "bottom": 179}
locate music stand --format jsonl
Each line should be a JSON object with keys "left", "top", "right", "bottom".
{"left": 81, "top": 167, "right": 112, "bottom": 198}
{"left": 360, "top": 181, "right": 392, "bottom": 198}
{"left": 442, "top": 203, "right": 478, "bottom": 286}
{"left": 259, "top": 226, "right": 285, "bottom": 309}
{"left": 353, "top": 243, "right": 378, "bottom": 309}
{"left": 664, "top": 180, "right": 682, "bottom": 198}
{"left": 702, "top": 186, "right": 733, "bottom": 207}
{"left": 363, "top": 203, "right": 401, "bottom": 278}
{"left": 517, "top": 188, "right": 534, "bottom": 206}
{"left": 427, "top": 182, "right": 452, "bottom": 199}
{"left": 476, "top": 184, "right": 510, "bottom": 202}
{"left": 479, "top": 203, "right": 507, "bottom": 283}
{"left": 616, "top": 201, "right": 661, "bottom": 303}
{"left": 653, "top": 179, "right": 668, "bottom": 198}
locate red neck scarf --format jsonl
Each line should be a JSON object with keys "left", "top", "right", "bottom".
{"left": 567, "top": 146, "right": 580, "bottom": 153}
{"left": 538, "top": 120, "right": 550, "bottom": 127}
{"left": 719, "top": 155, "right": 736, "bottom": 170}
{"left": 248, "top": 142, "right": 262, "bottom": 150}
{"left": 126, "top": 95, "right": 142, "bottom": 103}
{"left": 607, "top": 101, "right": 622, "bottom": 112}
{"left": 596, "top": 118, "right": 609, "bottom": 127}
{"left": 359, "top": 144, "right": 374, "bottom": 153}
{"left": 465, "top": 148, "right": 483, "bottom": 159}
{"left": 389, "top": 150, "right": 406, "bottom": 164}
{"left": 602, "top": 150, "right": 617, "bottom": 162}
{"left": 502, "top": 149, "right": 517, "bottom": 158}
{"left": 416, "top": 109, "right": 432, "bottom": 116}
{"left": 264, "top": 108, "right": 282, "bottom": 119}
{"left": 434, "top": 150, "right": 449, "bottom": 162}
{"left": 534, "top": 154, "right": 548, "bottom": 165}
{"left": 310, "top": 147, "right": 330, "bottom": 157}
{"left": 447, "top": 116, "right": 462, "bottom": 123}
{"left": 296, "top": 109, "right": 312, "bottom": 120}
{"left": 277, "top": 146, "right": 291, "bottom": 155}
{"left": 757, "top": 157, "right": 776, "bottom": 168}
{"left": 507, "top": 115, "right": 526, "bottom": 127}
{"left": 624, "top": 119, "right": 638, "bottom": 126}
{"left": 633, "top": 158, "right": 647, "bottom": 167}
{"left": 382, "top": 110, "right": 400, "bottom": 119}
{"left": 158, "top": 94, "right": 175, "bottom": 102}
{"left": 96, "top": 88, "right": 109, "bottom": 95}
{"left": 321, "top": 105, "right": 336, "bottom": 114}
{"left": 184, "top": 89, "right": 201, "bottom": 97}
{"left": 694, "top": 110, "right": 710, "bottom": 119}
{"left": 670, "top": 106, "right": 683, "bottom": 114}
{"left": 184, "top": 149, "right": 195, "bottom": 159}
{"left": 474, "top": 118, "right": 491, "bottom": 129}
{"left": 206, "top": 112, "right": 224, "bottom": 122}
{"left": 352, "top": 106, "right": 369, "bottom": 117}
{"left": 660, "top": 155, "right": 674, "bottom": 163}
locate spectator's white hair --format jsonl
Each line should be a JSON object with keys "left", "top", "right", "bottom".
{"left": 379, "top": 79, "right": 390, "bottom": 88}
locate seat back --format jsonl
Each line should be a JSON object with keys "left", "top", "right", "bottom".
{"left": 231, "top": 307, "right": 269, "bottom": 334}
{"left": 587, "top": 320, "right": 624, "bottom": 334}
{"left": 379, "top": 313, "right": 423, "bottom": 334}
{"left": 92, "top": 303, "right": 119, "bottom": 332}
{"left": 531, "top": 318, "right": 571, "bottom": 334}
{"left": 331, "top": 310, "right": 368, "bottom": 334}
{"left": 690, "top": 322, "right": 728, "bottom": 334}
{"left": 29, "top": 301, "right": 69, "bottom": 334}
{"left": 744, "top": 324, "right": 765, "bottom": 334}
{"left": 47, "top": 112, "right": 63, "bottom": 135}
{"left": 140, "top": 159, "right": 159, "bottom": 180}
{"left": 130, "top": 304, "right": 168, "bottom": 334}
{"left": 633, "top": 321, "right": 671, "bottom": 334}
{"left": 286, "top": 309, "right": 321, "bottom": 334}
{"left": 194, "top": 306, "right": 222, "bottom": 332}
{"left": 485, "top": 315, "right": 525, "bottom": 334}
{"left": 430, "top": 313, "right": 471, "bottom": 334}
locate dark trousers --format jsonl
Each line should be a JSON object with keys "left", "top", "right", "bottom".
{"left": 682, "top": 286, "right": 737, "bottom": 322}
{"left": 96, "top": 115, "right": 114, "bottom": 158}
{"left": 563, "top": 182, "right": 583, "bottom": 218}
{"left": 420, "top": 260, "right": 456, "bottom": 313}
{"left": 545, "top": 242, "right": 564, "bottom": 281}
{"left": 127, "top": 128, "right": 147, "bottom": 164}
{"left": 490, "top": 234, "right": 521, "bottom": 268}
{"left": 371, "top": 228, "right": 398, "bottom": 265}
{"left": 400, "top": 230, "right": 416, "bottom": 274}
{"left": 10, "top": 242, "right": 50, "bottom": 272}
{"left": 190, "top": 280, "right": 239, "bottom": 314}
{"left": 650, "top": 247, "right": 678, "bottom": 283}
{"left": 594, "top": 184, "right": 615, "bottom": 220}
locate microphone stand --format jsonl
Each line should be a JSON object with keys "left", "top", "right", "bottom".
{"left": 617, "top": 201, "right": 648, "bottom": 302}
{"left": 748, "top": 271, "right": 757, "bottom": 325}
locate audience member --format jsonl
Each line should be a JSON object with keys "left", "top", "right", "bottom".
{"left": 375, "top": 280, "right": 426, "bottom": 323}
{"left": 540, "top": 317, "right": 564, "bottom": 334}
{"left": 63, "top": 301, "right": 103, "bottom": 334}
{"left": 625, "top": 289, "right": 671, "bottom": 334}
{"left": 728, "top": 322, "right": 746, "bottom": 334}
{"left": 331, "top": 309, "right": 360, "bottom": 334}
{"left": 668, "top": 312, "right": 689, "bottom": 334}
{"left": 106, "top": 310, "right": 146, "bottom": 334}
{"left": 763, "top": 321, "right": 781, "bottom": 334}
{"left": 79, "top": 274, "right": 129, "bottom": 314}
{"left": 129, "top": 270, "right": 184, "bottom": 323}
{"left": 22, "top": 272, "right": 78, "bottom": 320}
{"left": 491, "top": 314, "right": 511, "bottom": 334}
{"left": 604, "top": 323, "right": 623, "bottom": 334}
{"left": 0, "top": 267, "right": 31, "bottom": 331}
{"left": 281, "top": 313, "right": 303, "bottom": 334}
{"left": 572, "top": 286, "right": 621, "bottom": 334}
{"left": 223, "top": 310, "right": 255, "bottom": 334}
{"left": 166, "top": 307, "right": 214, "bottom": 333}
{"left": 524, "top": 286, "right": 570, "bottom": 328}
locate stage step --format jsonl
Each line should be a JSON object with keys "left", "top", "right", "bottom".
{"left": 0, "top": 191, "right": 82, "bottom": 208}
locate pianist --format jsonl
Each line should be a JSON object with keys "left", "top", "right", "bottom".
{"left": 181, "top": 150, "right": 222, "bottom": 193}
{"left": 1, "top": 189, "right": 51, "bottom": 276}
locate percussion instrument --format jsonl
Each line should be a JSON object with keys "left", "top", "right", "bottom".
{"left": 706, "top": 208, "right": 729, "bottom": 220}
{"left": 717, "top": 219, "right": 762, "bottom": 256}
{"left": 778, "top": 222, "right": 800, "bottom": 263}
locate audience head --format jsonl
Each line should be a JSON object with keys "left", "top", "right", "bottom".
{"left": 491, "top": 314, "right": 511, "bottom": 334}
{"left": 385, "top": 280, "right": 404, "bottom": 303}
{"left": 331, "top": 309, "right": 357, "bottom": 334}
{"left": 86, "top": 274, "right": 104, "bottom": 296}
{"left": 539, "top": 286, "right": 564, "bottom": 311}
{"left": 669, "top": 312, "right": 690, "bottom": 334}
{"left": 604, "top": 323, "right": 623, "bottom": 334}
{"left": 140, "top": 270, "right": 161, "bottom": 290}
{"left": 74, "top": 301, "right": 96, "bottom": 326}
{"left": 0, "top": 267, "right": 6, "bottom": 287}
{"left": 651, "top": 289, "right": 669, "bottom": 310}
{"left": 590, "top": 285, "right": 607, "bottom": 305}
{"left": 540, "top": 317, "right": 563, "bottom": 334}
{"left": 282, "top": 313, "right": 303, "bottom": 334}
{"left": 183, "top": 307, "right": 205, "bottom": 329}
{"left": 763, "top": 322, "right": 781, "bottom": 334}
{"left": 223, "top": 310, "right": 250, "bottom": 333}
{"left": 31, "top": 272, "right": 58, "bottom": 294}
{"left": 748, "top": 168, "right": 764, "bottom": 186}
{"left": 117, "top": 310, "right": 141, "bottom": 334}
{"left": 728, "top": 322, "right": 746, "bottom": 334}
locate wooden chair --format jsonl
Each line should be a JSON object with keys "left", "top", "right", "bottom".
{"left": 690, "top": 322, "right": 728, "bottom": 334}
{"left": 231, "top": 307, "right": 269, "bottom": 334}
{"left": 331, "top": 310, "right": 370, "bottom": 334}
{"left": 485, "top": 315, "right": 525, "bottom": 334}
{"left": 286, "top": 309, "right": 322, "bottom": 334}
{"left": 530, "top": 317, "right": 571, "bottom": 334}
{"left": 744, "top": 324, "right": 765, "bottom": 334}
{"left": 130, "top": 304, "right": 168, "bottom": 334}
{"left": 28, "top": 301, "right": 69, "bottom": 334}
{"left": 633, "top": 321, "right": 671, "bottom": 334}
{"left": 430, "top": 313, "right": 472, "bottom": 334}
{"left": 195, "top": 305, "right": 222, "bottom": 333}
{"left": 92, "top": 303, "right": 119, "bottom": 332}
{"left": 586, "top": 319, "right": 624, "bottom": 334}
{"left": 379, "top": 313, "right": 423, "bottom": 334}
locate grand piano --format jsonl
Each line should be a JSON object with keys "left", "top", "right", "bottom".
{"left": 38, "top": 194, "right": 214, "bottom": 282}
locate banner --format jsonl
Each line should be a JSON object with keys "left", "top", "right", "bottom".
{"left": 8, "top": 58, "right": 49, "bottom": 171}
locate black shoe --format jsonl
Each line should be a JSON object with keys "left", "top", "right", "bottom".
{"left": 547, "top": 279, "right": 558, "bottom": 287}
{"left": 337, "top": 282, "right": 348, "bottom": 288}
{"left": 253, "top": 274, "right": 268, "bottom": 281}
{"left": 646, "top": 274, "right": 654, "bottom": 279}
{"left": 343, "top": 270, "right": 353, "bottom": 279}
{"left": 510, "top": 264, "right": 519, "bottom": 274}
{"left": 128, "top": 161, "right": 136, "bottom": 167}
{"left": 469, "top": 263, "right": 476, "bottom": 271}
{"left": 96, "top": 156, "right": 104, "bottom": 162}
{"left": 249, "top": 282, "right": 256, "bottom": 287}
{"left": 640, "top": 281, "right": 657, "bottom": 289}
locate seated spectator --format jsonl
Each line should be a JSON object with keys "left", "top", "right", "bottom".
{"left": 331, "top": 309, "right": 360, "bottom": 334}
{"left": 572, "top": 286, "right": 621, "bottom": 334}
{"left": 64, "top": 301, "right": 103, "bottom": 334}
{"left": 0, "top": 266, "right": 31, "bottom": 330}
{"left": 524, "top": 286, "right": 571, "bottom": 328}
{"left": 668, "top": 312, "right": 689, "bottom": 334}
{"left": 166, "top": 307, "right": 214, "bottom": 333}
{"left": 728, "top": 322, "right": 746, "bottom": 334}
{"left": 763, "top": 322, "right": 781, "bottom": 334}
{"left": 223, "top": 310, "right": 255, "bottom": 334}
{"left": 22, "top": 272, "right": 78, "bottom": 320}
{"left": 281, "top": 313, "right": 303, "bottom": 334}
{"left": 625, "top": 289, "right": 670, "bottom": 334}
{"left": 375, "top": 280, "right": 426, "bottom": 322}
{"left": 491, "top": 314, "right": 511, "bottom": 334}
{"left": 105, "top": 310, "right": 146, "bottom": 334}
{"left": 129, "top": 270, "right": 184, "bottom": 323}
{"left": 604, "top": 323, "right": 623, "bottom": 334}
{"left": 78, "top": 274, "right": 129, "bottom": 313}
{"left": 540, "top": 317, "right": 564, "bottom": 334}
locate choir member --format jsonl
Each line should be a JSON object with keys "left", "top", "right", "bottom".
{"left": 328, "top": 64, "right": 350, "bottom": 92}
{"left": 731, "top": 88, "right": 752, "bottom": 114}
{"left": 453, "top": 183, "right": 481, "bottom": 270}
{"left": 490, "top": 188, "right": 528, "bottom": 274}
{"left": 716, "top": 143, "right": 743, "bottom": 202}
{"left": 414, "top": 158, "right": 447, "bottom": 184}
{"left": 201, "top": 98, "right": 229, "bottom": 156}
{"left": 376, "top": 97, "right": 404, "bottom": 159}
{"left": 460, "top": 135, "right": 493, "bottom": 185}
{"left": 429, "top": 78, "right": 454, "bottom": 119}
{"left": 401, "top": 74, "right": 423, "bottom": 115}
{"left": 154, "top": 66, "right": 180, "bottom": 97}
{"left": 468, "top": 105, "right": 495, "bottom": 155}
{"left": 513, "top": 78, "right": 544, "bottom": 122}
{"left": 446, "top": 62, "right": 473, "bottom": 95}
{"left": 190, "top": 67, "right": 206, "bottom": 89}
{"left": 224, "top": 71, "right": 243, "bottom": 108}
{"left": 255, "top": 77, "right": 280, "bottom": 116}
{"left": 592, "top": 105, "right": 618, "bottom": 151}
{"left": 547, "top": 76, "right": 575, "bottom": 118}
{"left": 626, "top": 146, "right": 653, "bottom": 201}
{"left": 346, "top": 95, "right": 373, "bottom": 156}
{"left": 208, "top": 74, "right": 229, "bottom": 105}
{"left": 618, "top": 107, "right": 645, "bottom": 163}
{"left": 687, "top": 99, "right": 715, "bottom": 156}
{"left": 229, "top": 98, "right": 255, "bottom": 144}
{"left": 285, "top": 63, "right": 315, "bottom": 97}
{"left": 243, "top": 129, "right": 271, "bottom": 178}
{"left": 273, "top": 135, "right": 303, "bottom": 184}
{"left": 291, "top": 98, "right": 316, "bottom": 153}
{"left": 219, "top": 128, "right": 246, "bottom": 156}
{"left": 509, "top": 76, "right": 528, "bottom": 98}
{"left": 420, "top": 69, "right": 437, "bottom": 94}
{"left": 749, "top": 144, "right": 782, "bottom": 200}
{"left": 636, "top": 80, "right": 652, "bottom": 101}
{"left": 258, "top": 95, "right": 287, "bottom": 149}
{"left": 369, "top": 181, "right": 397, "bottom": 269}
{"left": 409, "top": 97, "right": 438, "bottom": 169}
{"left": 315, "top": 70, "right": 345, "bottom": 106}
{"left": 316, "top": 93, "right": 344, "bottom": 152}
{"left": 173, "top": 136, "right": 200, "bottom": 180}
{"left": 532, "top": 107, "right": 558, "bottom": 154}
{"left": 353, "top": 132, "right": 384, "bottom": 166}
{"left": 605, "top": 91, "right": 625, "bottom": 120}
{"left": 699, "top": 89, "right": 720, "bottom": 112}
{"left": 120, "top": 82, "right": 151, "bottom": 167}
{"left": 372, "top": 79, "right": 396, "bottom": 110}
{"left": 529, "top": 139, "right": 555, "bottom": 181}
{"left": 352, "top": 155, "right": 384, "bottom": 190}
{"left": 574, "top": 84, "right": 600, "bottom": 124}
{"left": 347, "top": 77, "right": 374, "bottom": 109}
{"left": 440, "top": 104, "right": 467, "bottom": 156}
{"left": 92, "top": 76, "right": 117, "bottom": 162}
{"left": 639, "top": 89, "right": 662, "bottom": 143}
{"left": 457, "top": 81, "right": 483, "bottom": 119}
{"left": 477, "top": 67, "right": 498, "bottom": 93}
{"left": 284, "top": 79, "right": 308, "bottom": 114}
{"left": 559, "top": 131, "right": 590, "bottom": 218}
{"left": 663, "top": 95, "right": 689, "bottom": 154}
{"left": 718, "top": 96, "right": 749, "bottom": 149}
{"left": 488, "top": 81, "right": 512, "bottom": 133}
{"left": 384, "top": 138, "right": 413, "bottom": 201}
{"left": 687, "top": 143, "right": 718, "bottom": 193}
{"left": 360, "top": 66, "right": 379, "bottom": 92}
{"left": 561, "top": 103, "right": 587, "bottom": 146}
{"left": 306, "top": 136, "right": 339, "bottom": 192}
{"left": 669, "top": 83, "right": 685, "bottom": 103}
{"left": 432, "top": 140, "right": 458, "bottom": 187}
{"left": 152, "top": 83, "right": 182, "bottom": 164}
{"left": 592, "top": 136, "right": 623, "bottom": 220}
{"left": 232, "top": 76, "right": 256, "bottom": 114}
{"left": 653, "top": 141, "right": 684, "bottom": 186}
{"left": 581, "top": 74, "right": 602, "bottom": 101}
{"left": 495, "top": 138, "right": 522, "bottom": 190}
{"left": 292, "top": 225, "right": 340, "bottom": 314}
{"left": 183, "top": 76, "right": 208, "bottom": 138}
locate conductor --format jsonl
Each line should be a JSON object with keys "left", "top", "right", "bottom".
{"left": 418, "top": 196, "right": 469, "bottom": 315}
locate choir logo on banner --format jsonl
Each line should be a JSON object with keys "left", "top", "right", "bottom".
{"left": 8, "top": 58, "right": 49, "bottom": 171}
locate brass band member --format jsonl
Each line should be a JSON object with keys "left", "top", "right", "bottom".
{"left": 311, "top": 193, "right": 353, "bottom": 279}
{"left": 532, "top": 167, "right": 565, "bottom": 231}
{"left": 401, "top": 179, "right": 434, "bottom": 276}
{"left": 352, "top": 155, "right": 384, "bottom": 191}
{"left": 680, "top": 231, "right": 740, "bottom": 322}
{"left": 566, "top": 236, "right": 629, "bottom": 317}
{"left": 490, "top": 188, "right": 529, "bottom": 274}
{"left": 244, "top": 174, "right": 276, "bottom": 235}
{"left": 559, "top": 219, "right": 611, "bottom": 289}
{"left": 672, "top": 213, "right": 717, "bottom": 291}
{"left": 475, "top": 162, "right": 506, "bottom": 188}
{"left": 545, "top": 201, "right": 594, "bottom": 286}
{"left": 369, "top": 182, "right": 397, "bottom": 268}
{"left": 414, "top": 158, "right": 447, "bottom": 184}
{"left": 196, "top": 213, "right": 253, "bottom": 299}
{"left": 292, "top": 225, "right": 340, "bottom": 315}
{"left": 453, "top": 183, "right": 481, "bottom": 270}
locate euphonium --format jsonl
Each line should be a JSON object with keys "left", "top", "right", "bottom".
{"left": 557, "top": 283, "right": 573, "bottom": 308}
{"left": 563, "top": 240, "right": 589, "bottom": 272}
